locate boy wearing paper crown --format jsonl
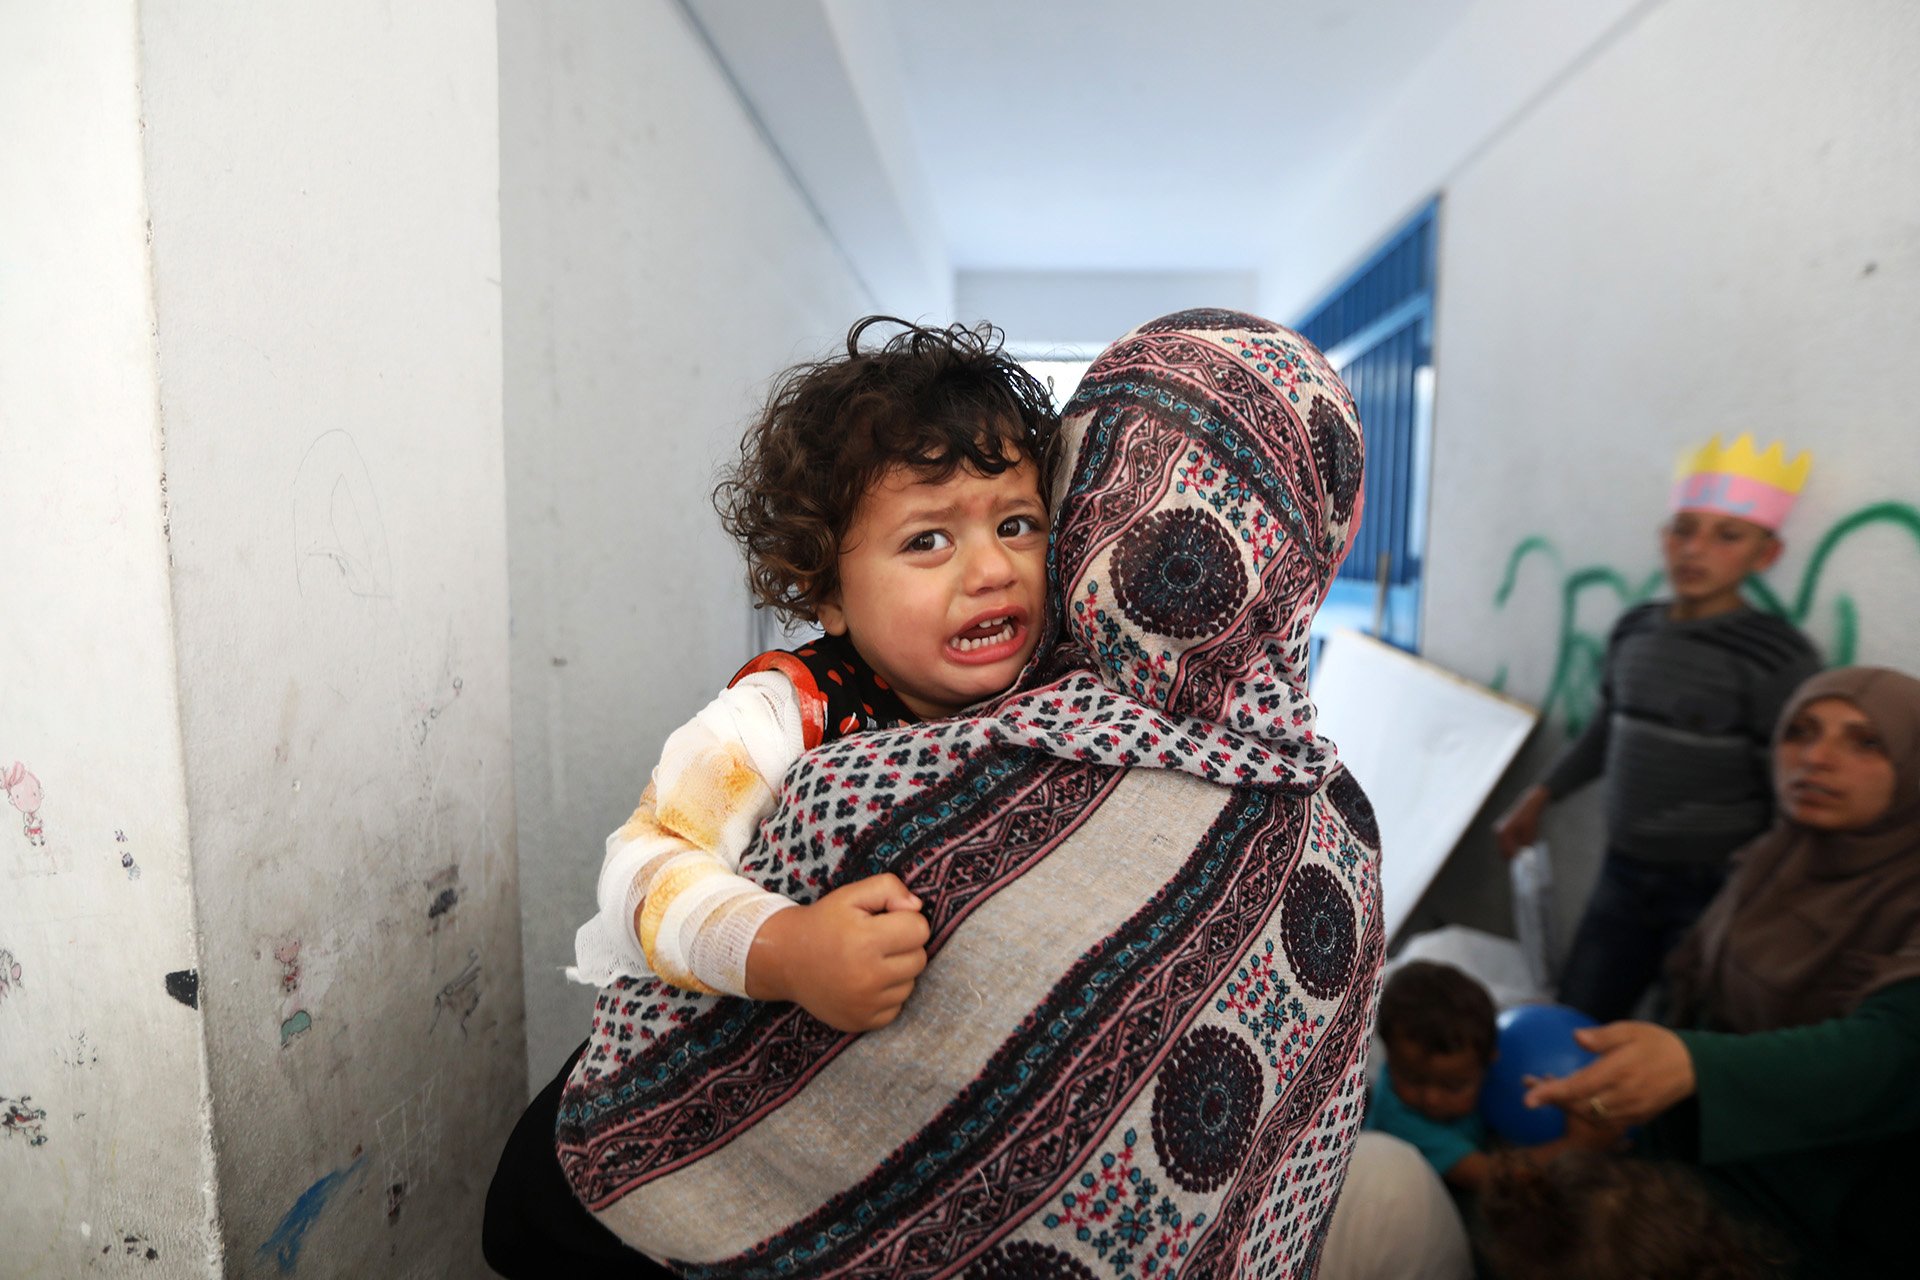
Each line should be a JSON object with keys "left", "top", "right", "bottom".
{"left": 1494, "top": 435, "right": 1821, "bottom": 1022}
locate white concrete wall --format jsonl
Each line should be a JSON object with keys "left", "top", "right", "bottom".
{"left": 1413, "top": 0, "right": 1920, "bottom": 949}
{"left": 501, "top": 0, "right": 875, "bottom": 1085}
{"left": 137, "top": 3, "right": 519, "bottom": 1276}
{"left": 1261, "top": 0, "right": 1647, "bottom": 322}
{"left": 686, "top": 0, "right": 953, "bottom": 319}
{"left": 957, "top": 269, "right": 1261, "bottom": 351}
{"left": 1, "top": 3, "right": 220, "bottom": 1274}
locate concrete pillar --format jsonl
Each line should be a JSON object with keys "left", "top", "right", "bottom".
{"left": 2, "top": 3, "right": 522, "bottom": 1275}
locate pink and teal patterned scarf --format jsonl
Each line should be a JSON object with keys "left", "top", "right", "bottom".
{"left": 558, "top": 309, "right": 1383, "bottom": 1279}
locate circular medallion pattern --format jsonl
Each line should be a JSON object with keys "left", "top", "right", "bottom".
{"left": 1111, "top": 509, "right": 1249, "bottom": 640}
{"left": 1325, "top": 768, "right": 1379, "bottom": 848}
{"left": 1280, "top": 863, "right": 1356, "bottom": 1000}
{"left": 967, "top": 1242, "right": 1099, "bottom": 1280}
{"left": 1308, "top": 394, "right": 1362, "bottom": 531}
{"left": 1151, "top": 1024, "right": 1262, "bottom": 1193}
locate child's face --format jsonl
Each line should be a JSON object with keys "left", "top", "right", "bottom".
{"left": 818, "top": 457, "right": 1048, "bottom": 719}
{"left": 1385, "top": 1036, "right": 1487, "bottom": 1123}
{"left": 1661, "top": 509, "right": 1780, "bottom": 605}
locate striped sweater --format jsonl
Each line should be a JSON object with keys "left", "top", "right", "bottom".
{"left": 1542, "top": 603, "right": 1820, "bottom": 865}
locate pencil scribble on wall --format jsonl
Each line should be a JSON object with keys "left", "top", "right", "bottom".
{"left": 293, "top": 429, "right": 393, "bottom": 599}
{"left": 430, "top": 949, "right": 482, "bottom": 1036}
{"left": 1493, "top": 501, "right": 1920, "bottom": 732}
{"left": 411, "top": 641, "right": 466, "bottom": 747}
{"left": 376, "top": 1073, "right": 442, "bottom": 1231}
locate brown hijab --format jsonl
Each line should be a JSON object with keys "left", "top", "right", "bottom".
{"left": 1669, "top": 666, "right": 1920, "bottom": 1033}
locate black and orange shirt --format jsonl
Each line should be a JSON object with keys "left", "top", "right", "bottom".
{"left": 731, "top": 632, "right": 918, "bottom": 745}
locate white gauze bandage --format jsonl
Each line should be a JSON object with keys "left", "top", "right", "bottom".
{"left": 568, "top": 672, "right": 807, "bottom": 994}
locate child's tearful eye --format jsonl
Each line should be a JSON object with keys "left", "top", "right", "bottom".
{"left": 998, "top": 514, "right": 1045, "bottom": 539}
{"left": 903, "top": 529, "right": 951, "bottom": 553}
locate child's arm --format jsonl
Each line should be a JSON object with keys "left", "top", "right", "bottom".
{"left": 1495, "top": 715, "right": 1610, "bottom": 858}
{"left": 570, "top": 673, "right": 928, "bottom": 1029}
{"left": 1443, "top": 1109, "right": 1621, "bottom": 1193}
{"left": 1366, "top": 1091, "right": 1488, "bottom": 1188}
{"left": 745, "top": 874, "right": 930, "bottom": 1032}
{"left": 576, "top": 672, "right": 818, "bottom": 994}
{"left": 1494, "top": 617, "right": 1629, "bottom": 858}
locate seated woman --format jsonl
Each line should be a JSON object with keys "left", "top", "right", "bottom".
{"left": 526, "top": 311, "right": 1385, "bottom": 1278}
{"left": 1524, "top": 666, "right": 1920, "bottom": 1280}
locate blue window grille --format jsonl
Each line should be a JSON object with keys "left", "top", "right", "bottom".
{"left": 1296, "top": 199, "right": 1436, "bottom": 651}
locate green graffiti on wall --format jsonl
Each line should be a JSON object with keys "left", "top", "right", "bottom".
{"left": 1492, "top": 501, "right": 1920, "bottom": 733}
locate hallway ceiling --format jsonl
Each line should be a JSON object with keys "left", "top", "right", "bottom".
{"left": 686, "top": 0, "right": 1482, "bottom": 304}
{"left": 884, "top": 0, "right": 1475, "bottom": 272}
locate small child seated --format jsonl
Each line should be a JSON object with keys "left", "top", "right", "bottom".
{"left": 1368, "top": 960, "right": 1500, "bottom": 1189}
{"left": 566, "top": 315, "right": 1059, "bottom": 1032}
{"left": 1368, "top": 961, "right": 1615, "bottom": 1193}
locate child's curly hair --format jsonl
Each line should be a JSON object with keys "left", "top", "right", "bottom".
{"left": 1478, "top": 1151, "right": 1788, "bottom": 1280}
{"left": 715, "top": 316, "right": 1060, "bottom": 623}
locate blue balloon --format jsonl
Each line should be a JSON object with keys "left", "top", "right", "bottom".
{"left": 1479, "top": 1002, "right": 1599, "bottom": 1146}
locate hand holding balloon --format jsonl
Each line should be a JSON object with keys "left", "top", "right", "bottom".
{"left": 1480, "top": 1002, "right": 1600, "bottom": 1145}
{"left": 1521, "top": 1021, "right": 1697, "bottom": 1129}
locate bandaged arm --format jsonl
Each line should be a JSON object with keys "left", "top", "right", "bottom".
{"left": 566, "top": 671, "right": 809, "bottom": 996}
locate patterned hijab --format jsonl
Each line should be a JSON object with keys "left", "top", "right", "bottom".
{"left": 1672, "top": 666, "right": 1920, "bottom": 1033}
{"left": 558, "top": 310, "right": 1381, "bottom": 1279}
{"left": 978, "top": 308, "right": 1366, "bottom": 787}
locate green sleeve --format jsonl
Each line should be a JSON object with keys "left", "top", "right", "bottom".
{"left": 1676, "top": 978, "right": 1920, "bottom": 1166}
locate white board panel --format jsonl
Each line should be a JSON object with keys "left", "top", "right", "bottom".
{"left": 1312, "top": 630, "right": 1538, "bottom": 941}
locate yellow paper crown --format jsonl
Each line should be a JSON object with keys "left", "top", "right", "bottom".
{"left": 1674, "top": 434, "right": 1812, "bottom": 493}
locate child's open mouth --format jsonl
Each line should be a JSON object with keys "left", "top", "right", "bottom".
{"left": 948, "top": 613, "right": 1023, "bottom": 658}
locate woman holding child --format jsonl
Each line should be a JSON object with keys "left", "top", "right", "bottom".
{"left": 1526, "top": 665, "right": 1920, "bottom": 1279}
{"left": 489, "top": 310, "right": 1385, "bottom": 1277}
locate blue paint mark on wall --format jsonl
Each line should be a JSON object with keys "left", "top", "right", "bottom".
{"left": 257, "top": 1154, "right": 366, "bottom": 1273}
{"left": 279, "top": 1009, "right": 312, "bottom": 1047}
